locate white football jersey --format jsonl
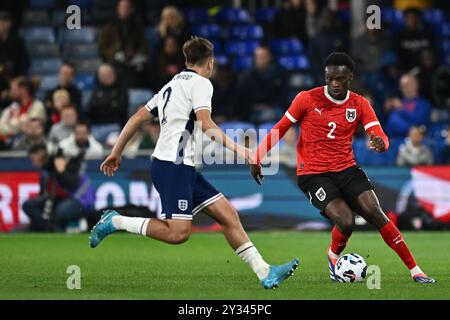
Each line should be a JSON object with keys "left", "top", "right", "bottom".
{"left": 145, "top": 69, "right": 213, "bottom": 166}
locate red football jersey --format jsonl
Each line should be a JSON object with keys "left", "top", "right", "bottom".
{"left": 286, "top": 86, "right": 382, "bottom": 175}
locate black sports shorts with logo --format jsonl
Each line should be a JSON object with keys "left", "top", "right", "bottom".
{"left": 296, "top": 165, "right": 374, "bottom": 218}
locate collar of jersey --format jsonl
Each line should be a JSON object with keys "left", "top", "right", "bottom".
{"left": 182, "top": 68, "right": 198, "bottom": 74}
{"left": 323, "top": 86, "right": 350, "bottom": 104}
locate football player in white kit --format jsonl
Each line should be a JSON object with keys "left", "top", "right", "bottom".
{"left": 90, "top": 37, "right": 299, "bottom": 289}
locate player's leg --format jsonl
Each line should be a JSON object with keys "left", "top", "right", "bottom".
{"left": 195, "top": 174, "right": 298, "bottom": 289}
{"left": 340, "top": 166, "right": 435, "bottom": 283}
{"left": 354, "top": 190, "right": 435, "bottom": 283}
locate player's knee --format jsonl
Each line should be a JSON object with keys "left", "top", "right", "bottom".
{"left": 168, "top": 228, "right": 190, "bottom": 244}
{"left": 337, "top": 214, "right": 355, "bottom": 234}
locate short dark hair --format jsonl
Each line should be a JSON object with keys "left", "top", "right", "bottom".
{"left": 75, "top": 120, "right": 91, "bottom": 132}
{"left": 12, "top": 76, "right": 35, "bottom": 97}
{"left": 182, "top": 37, "right": 214, "bottom": 66}
{"left": 324, "top": 52, "right": 354, "bottom": 72}
{"left": 28, "top": 142, "right": 47, "bottom": 155}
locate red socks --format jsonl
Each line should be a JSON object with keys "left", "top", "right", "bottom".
{"left": 379, "top": 221, "right": 417, "bottom": 269}
{"left": 330, "top": 226, "right": 351, "bottom": 255}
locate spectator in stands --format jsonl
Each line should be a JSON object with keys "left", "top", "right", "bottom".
{"left": 23, "top": 143, "right": 95, "bottom": 232}
{"left": 59, "top": 121, "right": 104, "bottom": 160}
{"left": 439, "top": 128, "right": 450, "bottom": 164}
{"left": 0, "top": 76, "right": 46, "bottom": 140}
{"left": 394, "top": 7, "right": 437, "bottom": 72}
{"left": 154, "top": 6, "right": 190, "bottom": 53}
{"left": 44, "top": 63, "right": 81, "bottom": 114}
{"left": 238, "top": 46, "right": 286, "bottom": 123}
{"left": 89, "top": 64, "right": 128, "bottom": 141}
{"left": 270, "top": 0, "right": 307, "bottom": 44}
{"left": 0, "top": 11, "right": 29, "bottom": 79}
{"left": 308, "top": 9, "right": 348, "bottom": 84}
{"left": 385, "top": 74, "right": 431, "bottom": 138}
{"left": 99, "top": 0, "right": 150, "bottom": 88}
{"left": 153, "top": 35, "right": 185, "bottom": 91}
{"left": 12, "top": 117, "right": 46, "bottom": 151}
{"left": 396, "top": 125, "right": 433, "bottom": 166}
{"left": 211, "top": 64, "right": 240, "bottom": 123}
{"left": 48, "top": 105, "right": 78, "bottom": 153}
{"left": 47, "top": 89, "right": 71, "bottom": 130}
{"left": 304, "top": 0, "right": 321, "bottom": 40}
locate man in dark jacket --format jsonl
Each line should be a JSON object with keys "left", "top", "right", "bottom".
{"left": 23, "top": 143, "right": 95, "bottom": 231}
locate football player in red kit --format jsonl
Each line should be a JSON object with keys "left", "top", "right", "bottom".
{"left": 252, "top": 52, "right": 435, "bottom": 283}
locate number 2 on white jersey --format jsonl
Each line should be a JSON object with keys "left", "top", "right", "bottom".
{"left": 327, "top": 121, "right": 336, "bottom": 139}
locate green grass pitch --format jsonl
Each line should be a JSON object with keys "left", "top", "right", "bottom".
{"left": 0, "top": 231, "right": 449, "bottom": 300}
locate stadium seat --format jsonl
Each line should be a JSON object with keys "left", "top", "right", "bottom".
{"left": 26, "top": 43, "right": 60, "bottom": 58}
{"left": 69, "top": 0, "right": 93, "bottom": 9}
{"left": 81, "top": 90, "right": 93, "bottom": 112}
{"left": 75, "top": 74, "right": 96, "bottom": 90}
{"left": 185, "top": 8, "right": 209, "bottom": 24}
{"left": 255, "top": 7, "right": 277, "bottom": 24}
{"left": 38, "top": 74, "right": 59, "bottom": 91}
{"left": 214, "top": 55, "right": 228, "bottom": 65}
{"left": 129, "top": 89, "right": 153, "bottom": 116}
{"left": 74, "top": 59, "right": 101, "bottom": 74}
{"left": 63, "top": 43, "right": 99, "bottom": 60}
{"left": 226, "top": 41, "right": 259, "bottom": 56}
{"left": 279, "top": 55, "right": 310, "bottom": 71}
{"left": 23, "top": 10, "right": 51, "bottom": 25}
{"left": 30, "top": 58, "right": 62, "bottom": 75}
{"left": 337, "top": 9, "right": 351, "bottom": 24}
{"left": 381, "top": 8, "right": 404, "bottom": 26}
{"left": 216, "top": 8, "right": 250, "bottom": 24}
{"left": 427, "top": 122, "right": 449, "bottom": 140}
{"left": 21, "top": 27, "right": 55, "bottom": 43}
{"left": 211, "top": 41, "right": 223, "bottom": 55}
{"left": 287, "top": 72, "right": 314, "bottom": 89}
{"left": 269, "top": 38, "right": 304, "bottom": 56}
{"left": 192, "top": 24, "right": 221, "bottom": 40}
{"left": 59, "top": 27, "right": 97, "bottom": 44}
{"left": 228, "top": 25, "right": 264, "bottom": 40}
{"left": 231, "top": 55, "right": 253, "bottom": 71}
{"left": 440, "top": 22, "right": 450, "bottom": 37}
{"left": 30, "top": 0, "right": 56, "bottom": 9}
{"left": 423, "top": 8, "right": 444, "bottom": 26}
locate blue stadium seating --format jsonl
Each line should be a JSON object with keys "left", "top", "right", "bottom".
{"left": 23, "top": 10, "right": 51, "bottom": 26}
{"left": 30, "top": 58, "right": 62, "bottom": 75}
{"left": 22, "top": 27, "right": 55, "bottom": 43}
{"left": 59, "top": 27, "right": 97, "bottom": 44}
{"left": 269, "top": 38, "right": 304, "bottom": 56}
{"left": 63, "top": 43, "right": 99, "bottom": 60}
{"left": 128, "top": 89, "right": 153, "bottom": 116}
{"left": 27, "top": 43, "right": 60, "bottom": 58}
{"left": 427, "top": 122, "right": 449, "bottom": 140}
{"left": 278, "top": 55, "right": 310, "bottom": 71}
{"left": 226, "top": 41, "right": 259, "bottom": 56}
{"left": 231, "top": 56, "right": 253, "bottom": 71}
{"left": 192, "top": 24, "right": 221, "bottom": 40}
{"left": 81, "top": 90, "right": 93, "bottom": 112}
{"left": 423, "top": 8, "right": 444, "bottom": 26}
{"left": 211, "top": 41, "right": 223, "bottom": 55}
{"left": 69, "top": 0, "right": 94, "bottom": 9}
{"left": 287, "top": 72, "right": 314, "bottom": 89}
{"left": 440, "top": 22, "right": 450, "bottom": 37}
{"left": 255, "top": 8, "right": 277, "bottom": 24}
{"left": 74, "top": 59, "right": 101, "bottom": 74}
{"left": 75, "top": 74, "right": 96, "bottom": 90}
{"left": 214, "top": 55, "right": 228, "bottom": 65}
{"left": 229, "top": 25, "right": 264, "bottom": 40}
{"left": 39, "top": 74, "right": 59, "bottom": 91}
{"left": 381, "top": 8, "right": 404, "bottom": 26}
{"left": 185, "top": 8, "right": 209, "bottom": 24}
{"left": 30, "top": 0, "right": 56, "bottom": 9}
{"left": 216, "top": 8, "right": 250, "bottom": 24}
{"left": 337, "top": 9, "right": 351, "bottom": 24}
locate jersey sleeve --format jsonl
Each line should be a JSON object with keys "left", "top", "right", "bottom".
{"left": 285, "top": 91, "right": 306, "bottom": 123}
{"left": 192, "top": 78, "right": 213, "bottom": 112}
{"left": 144, "top": 93, "right": 159, "bottom": 116}
{"left": 360, "top": 97, "right": 390, "bottom": 150}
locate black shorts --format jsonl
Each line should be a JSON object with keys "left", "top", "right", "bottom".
{"left": 297, "top": 165, "right": 374, "bottom": 217}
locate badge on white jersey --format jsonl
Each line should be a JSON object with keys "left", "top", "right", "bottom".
{"left": 178, "top": 199, "right": 188, "bottom": 211}
{"left": 346, "top": 108, "right": 357, "bottom": 122}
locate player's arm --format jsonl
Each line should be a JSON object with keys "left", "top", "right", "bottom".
{"left": 361, "top": 98, "right": 389, "bottom": 153}
{"left": 195, "top": 109, "right": 251, "bottom": 162}
{"left": 250, "top": 93, "right": 303, "bottom": 184}
{"left": 100, "top": 107, "right": 153, "bottom": 176}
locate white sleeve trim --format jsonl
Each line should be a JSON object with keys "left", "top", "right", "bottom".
{"left": 145, "top": 103, "right": 153, "bottom": 112}
{"left": 194, "top": 106, "right": 212, "bottom": 112}
{"left": 285, "top": 111, "right": 297, "bottom": 123}
{"left": 364, "top": 121, "right": 380, "bottom": 130}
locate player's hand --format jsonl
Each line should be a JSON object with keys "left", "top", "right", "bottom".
{"left": 100, "top": 153, "right": 121, "bottom": 176}
{"left": 250, "top": 163, "right": 264, "bottom": 185}
{"left": 369, "top": 134, "right": 385, "bottom": 153}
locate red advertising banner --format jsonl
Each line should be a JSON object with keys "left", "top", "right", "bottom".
{"left": 0, "top": 172, "right": 40, "bottom": 232}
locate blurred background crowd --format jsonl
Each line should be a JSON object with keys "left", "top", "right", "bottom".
{"left": 0, "top": 0, "right": 449, "bottom": 168}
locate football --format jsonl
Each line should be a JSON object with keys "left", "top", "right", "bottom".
{"left": 334, "top": 253, "right": 368, "bottom": 283}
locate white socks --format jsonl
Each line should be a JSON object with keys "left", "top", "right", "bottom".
{"left": 236, "top": 242, "right": 270, "bottom": 280}
{"left": 112, "top": 216, "right": 150, "bottom": 236}
{"left": 410, "top": 265, "right": 424, "bottom": 276}
{"left": 328, "top": 247, "right": 340, "bottom": 260}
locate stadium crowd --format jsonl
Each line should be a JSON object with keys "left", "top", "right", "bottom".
{"left": 0, "top": 0, "right": 449, "bottom": 167}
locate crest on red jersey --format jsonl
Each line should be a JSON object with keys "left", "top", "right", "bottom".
{"left": 346, "top": 108, "right": 357, "bottom": 122}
